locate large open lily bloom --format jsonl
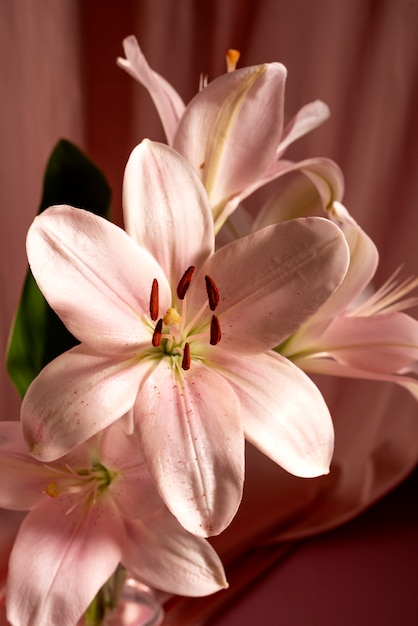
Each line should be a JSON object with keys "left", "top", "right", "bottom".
{"left": 251, "top": 165, "right": 418, "bottom": 400}
{"left": 0, "top": 421, "right": 227, "bottom": 626}
{"left": 22, "top": 139, "right": 349, "bottom": 537}
{"left": 117, "top": 35, "right": 330, "bottom": 232}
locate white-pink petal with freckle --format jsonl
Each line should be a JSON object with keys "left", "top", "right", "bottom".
{"left": 26, "top": 205, "right": 171, "bottom": 353}
{"left": 134, "top": 358, "right": 244, "bottom": 537}
{"left": 209, "top": 350, "right": 334, "bottom": 477}
{"left": 194, "top": 217, "right": 350, "bottom": 354}
{"left": 22, "top": 345, "right": 149, "bottom": 461}
{"left": 123, "top": 139, "right": 214, "bottom": 284}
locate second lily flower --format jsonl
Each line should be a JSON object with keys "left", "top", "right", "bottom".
{"left": 117, "top": 35, "right": 330, "bottom": 232}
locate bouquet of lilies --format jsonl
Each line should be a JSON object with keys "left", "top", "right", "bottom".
{"left": 1, "top": 36, "right": 417, "bottom": 626}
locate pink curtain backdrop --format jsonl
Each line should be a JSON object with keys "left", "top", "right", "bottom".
{"left": 1, "top": 1, "right": 417, "bottom": 624}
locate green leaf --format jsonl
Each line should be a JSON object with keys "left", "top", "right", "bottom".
{"left": 6, "top": 140, "right": 111, "bottom": 397}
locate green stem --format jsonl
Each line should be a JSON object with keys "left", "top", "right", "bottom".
{"left": 84, "top": 564, "right": 127, "bottom": 626}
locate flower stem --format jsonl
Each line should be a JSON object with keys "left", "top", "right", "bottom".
{"left": 83, "top": 564, "right": 127, "bottom": 626}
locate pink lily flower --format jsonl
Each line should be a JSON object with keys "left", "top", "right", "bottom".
{"left": 0, "top": 421, "right": 227, "bottom": 626}
{"left": 22, "top": 140, "right": 349, "bottom": 537}
{"left": 252, "top": 164, "right": 418, "bottom": 399}
{"left": 282, "top": 202, "right": 418, "bottom": 400}
{"left": 117, "top": 35, "right": 330, "bottom": 232}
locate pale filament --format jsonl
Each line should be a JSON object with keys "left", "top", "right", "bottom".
{"left": 180, "top": 296, "right": 211, "bottom": 339}
{"left": 44, "top": 462, "right": 113, "bottom": 518}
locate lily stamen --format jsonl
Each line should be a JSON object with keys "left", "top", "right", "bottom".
{"left": 226, "top": 49, "right": 240, "bottom": 72}
{"left": 150, "top": 268, "right": 222, "bottom": 367}
{"left": 149, "top": 278, "right": 159, "bottom": 321}
{"left": 152, "top": 318, "right": 163, "bottom": 347}
{"left": 45, "top": 481, "right": 60, "bottom": 498}
{"left": 210, "top": 315, "right": 222, "bottom": 345}
{"left": 177, "top": 266, "right": 196, "bottom": 300}
{"left": 182, "top": 343, "right": 191, "bottom": 370}
{"left": 205, "top": 275, "right": 220, "bottom": 310}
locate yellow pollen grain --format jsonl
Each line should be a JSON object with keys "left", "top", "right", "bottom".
{"left": 163, "top": 307, "right": 182, "bottom": 326}
{"left": 45, "top": 481, "right": 60, "bottom": 498}
{"left": 226, "top": 49, "right": 240, "bottom": 72}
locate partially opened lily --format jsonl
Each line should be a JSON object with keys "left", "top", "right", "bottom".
{"left": 281, "top": 205, "right": 418, "bottom": 401}
{"left": 22, "top": 139, "right": 349, "bottom": 537}
{"left": 254, "top": 170, "right": 418, "bottom": 400}
{"left": 117, "top": 35, "right": 330, "bottom": 231}
{"left": 0, "top": 420, "right": 227, "bottom": 626}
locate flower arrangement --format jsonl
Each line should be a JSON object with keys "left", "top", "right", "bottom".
{"left": 1, "top": 35, "right": 417, "bottom": 626}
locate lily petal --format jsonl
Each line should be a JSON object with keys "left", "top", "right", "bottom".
{"left": 134, "top": 359, "right": 244, "bottom": 537}
{"left": 300, "top": 158, "right": 345, "bottom": 210}
{"left": 209, "top": 350, "right": 334, "bottom": 477}
{"left": 123, "top": 508, "right": 228, "bottom": 596}
{"left": 6, "top": 495, "right": 123, "bottom": 626}
{"left": 322, "top": 202, "right": 379, "bottom": 314}
{"left": 117, "top": 35, "right": 185, "bottom": 145}
{"left": 193, "top": 217, "right": 349, "bottom": 353}
{"left": 0, "top": 422, "right": 53, "bottom": 510}
{"left": 293, "top": 356, "right": 418, "bottom": 402}
{"left": 100, "top": 426, "right": 163, "bottom": 520}
{"left": 173, "top": 63, "right": 287, "bottom": 226}
{"left": 277, "top": 100, "right": 330, "bottom": 156}
{"left": 283, "top": 203, "right": 379, "bottom": 350}
{"left": 252, "top": 158, "right": 345, "bottom": 230}
{"left": 26, "top": 205, "right": 171, "bottom": 352}
{"left": 21, "top": 345, "right": 146, "bottom": 461}
{"left": 220, "top": 156, "right": 344, "bottom": 233}
{"left": 123, "top": 140, "right": 214, "bottom": 285}
{"left": 300, "top": 312, "right": 418, "bottom": 374}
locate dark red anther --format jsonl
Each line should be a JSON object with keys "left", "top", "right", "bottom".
{"left": 177, "top": 266, "right": 196, "bottom": 300}
{"left": 210, "top": 315, "right": 222, "bottom": 345}
{"left": 205, "top": 275, "right": 220, "bottom": 311}
{"left": 149, "top": 279, "right": 159, "bottom": 321}
{"left": 181, "top": 342, "right": 191, "bottom": 370}
{"left": 152, "top": 318, "right": 163, "bottom": 347}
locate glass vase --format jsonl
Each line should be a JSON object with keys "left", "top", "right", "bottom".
{"left": 104, "top": 578, "right": 164, "bottom": 626}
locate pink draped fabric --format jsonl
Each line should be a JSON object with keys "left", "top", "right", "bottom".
{"left": 1, "top": 1, "right": 417, "bottom": 623}
{"left": 0, "top": 0, "right": 84, "bottom": 421}
{"left": 0, "top": 3, "right": 84, "bottom": 608}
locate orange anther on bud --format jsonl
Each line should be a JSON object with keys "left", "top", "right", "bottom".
{"left": 177, "top": 266, "right": 196, "bottom": 300}
{"left": 45, "top": 481, "right": 60, "bottom": 498}
{"left": 210, "top": 315, "right": 222, "bottom": 345}
{"left": 182, "top": 342, "right": 191, "bottom": 370}
{"left": 226, "top": 49, "right": 240, "bottom": 72}
{"left": 152, "top": 318, "right": 163, "bottom": 347}
{"left": 150, "top": 279, "right": 159, "bottom": 321}
{"left": 205, "top": 275, "right": 220, "bottom": 311}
